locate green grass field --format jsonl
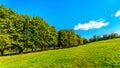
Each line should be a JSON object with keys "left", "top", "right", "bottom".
{"left": 0, "top": 38, "right": 120, "bottom": 68}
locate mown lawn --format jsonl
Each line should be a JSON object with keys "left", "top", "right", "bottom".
{"left": 0, "top": 38, "right": 120, "bottom": 68}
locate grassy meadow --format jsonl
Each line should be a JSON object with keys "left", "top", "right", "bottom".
{"left": 0, "top": 38, "right": 120, "bottom": 68}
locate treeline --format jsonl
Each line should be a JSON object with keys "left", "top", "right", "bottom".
{"left": 0, "top": 5, "right": 85, "bottom": 56}
{"left": 89, "top": 33, "right": 120, "bottom": 43}
{"left": 0, "top": 5, "right": 119, "bottom": 56}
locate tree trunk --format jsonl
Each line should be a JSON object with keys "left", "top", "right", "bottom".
{"left": 1, "top": 50, "right": 4, "bottom": 56}
{"left": 44, "top": 46, "right": 47, "bottom": 50}
{"left": 53, "top": 45, "right": 56, "bottom": 49}
{"left": 58, "top": 45, "right": 61, "bottom": 48}
{"left": 31, "top": 48, "right": 34, "bottom": 52}
{"left": 41, "top": 46, "right": 43, "bottom": 51}
{"left": 19, "top": 47, "right": 23, "bottom": 54}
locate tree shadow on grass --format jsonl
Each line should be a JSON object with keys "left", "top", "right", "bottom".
{"left": 0, "top": 46, "right": 78, "bottom": 56}
{"left": 0, "top": 50, "right": 43, "bottom": 56}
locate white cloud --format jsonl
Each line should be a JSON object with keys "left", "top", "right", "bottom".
{"left": 114, "top": 31, "right": 120, "bottom": 36}
{"left": 115, "top": 10, "right": 120, "bottom": 17}
{"left": 74, "top": 18, "right": 109, "bottom": 30}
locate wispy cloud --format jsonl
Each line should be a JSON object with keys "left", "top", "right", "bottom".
{"left": 115, "top": 10, "right": 120, "bottom": 17}
{"left": 74, "top": 18, "right": 109, "bottom": 30}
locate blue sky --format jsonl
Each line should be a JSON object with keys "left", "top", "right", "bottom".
{"left": 0, "top": 0, "right": 120, "bottom": 38}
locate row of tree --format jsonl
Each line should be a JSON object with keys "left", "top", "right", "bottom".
{"left": 0, "top": 5, "right": 85, "bottom": 56}
{"left": 89, "top": 33, "right": 120, "bottom": 43}
{"left": 0, "top": 5, "right": 119, "bottom": 56}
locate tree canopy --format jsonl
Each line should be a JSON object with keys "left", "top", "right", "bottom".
{"left": 0, "top": 5, "right": 119, "bottom": 56}
{"left": 0, "top": 5, "right": 84, "bottom": 56}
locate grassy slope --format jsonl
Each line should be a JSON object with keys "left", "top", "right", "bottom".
{"left": 0, "top": 38, "right": 120, "bottom": 68}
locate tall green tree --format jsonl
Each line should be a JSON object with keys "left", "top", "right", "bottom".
{"left": 109, "top": 33, "right": 118, "bottom": 39}
{"left": 58, "top": 30, "right": 81, "bottom": 48}
{"left": 48, "top": 26, "right": 58, "bottom": 49}
{"left": 103, "top": 34, "right": 109, "bottom": 40}
{"left": 0, "top": 34, "right": 11, "bottom": 56}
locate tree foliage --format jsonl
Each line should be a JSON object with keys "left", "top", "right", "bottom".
{"left": 0, "top": 5, "right": 84, "bottom": 56}
{"left": 0, "top": 5, "right": 119, "bottom": 56}
{"left": 58, "top": 30, "right": 83, "bottom": 48}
